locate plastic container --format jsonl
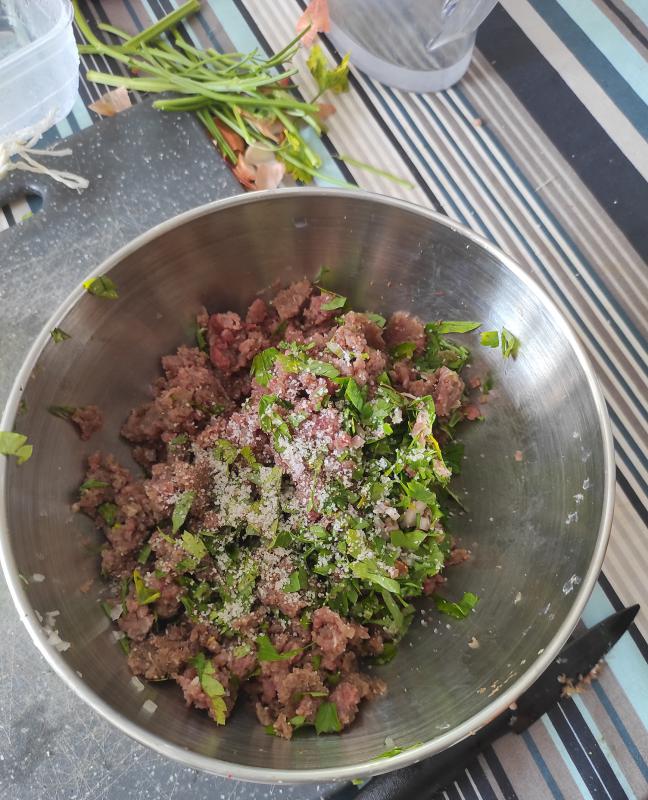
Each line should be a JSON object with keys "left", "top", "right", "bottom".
{"left": 0, "top": 0, "right": 79, "bottom": 143}
{"left": 328, "top": 0, "right": 498, "bottom": 93}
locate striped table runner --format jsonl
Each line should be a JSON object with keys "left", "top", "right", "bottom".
{"left": 2, "top": 1, "right": 646, "bottom": 797}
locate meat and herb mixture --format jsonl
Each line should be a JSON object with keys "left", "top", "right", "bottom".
{"left": 75, "top": 280, "right": 486, "bottom": 738}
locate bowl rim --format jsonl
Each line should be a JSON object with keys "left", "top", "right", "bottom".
{"left": 0, "top": 187, "right": 615, "bottom": 784}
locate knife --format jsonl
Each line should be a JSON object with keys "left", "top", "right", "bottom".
{"left": 331, "top": 605, "right": 639, "bottom": 800}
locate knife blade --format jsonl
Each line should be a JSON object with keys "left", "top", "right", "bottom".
{"left": 336, "top": 605, "right": 639, "bottom": 800}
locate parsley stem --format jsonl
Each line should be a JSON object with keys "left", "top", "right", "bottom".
{"left": 120, "top": 0, "right": 201, "bottom": 51}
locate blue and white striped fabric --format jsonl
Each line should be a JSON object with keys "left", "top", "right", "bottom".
{"left": 3, "top": 1, "right": 646, "bottom": 796}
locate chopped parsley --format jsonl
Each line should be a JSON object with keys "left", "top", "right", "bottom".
{"left": 314, "top": 701, "right": 342, "bottom": 734}
{"left": 480, "top": 330, "right": 499, "bottom": 348}
{"left": 80, "top": 479, "right": 109, "bottom": 491}
{"left": 372, "top": 741, "right": 423, "bottom": 760}
{"left": 171, "top": 491, "right": 195, "bottom": 534}
{"left": 83, "top": 275, "right": 119, "bottom": 299}
{"left": 98, "top": 502, "right": 118, "bottom": 526}
{"left": 48, "top": 405, "right": 76, "bottom": 420}
{"left": 190, "top": 652, "right": 227, "bottom": 724}
{"left": 251, "top": 347, "right": 280, "bottom": 386}
{"left": 392, "top": 341, "right": 417, "bottom": 360}
{"left": 437, "top": 321, "right": 481, "bottom": 334}
{"left": 133, "top": 569, "right": 160, "bottom": 605}
{"left": 0, "top": 431, "right": 33, "bottom": 464}
{"left": 434, "top": 591, "right": 479, "bottom": 619}
{"left": 321, "top": 292, "right": 347, "bottom": 311}
{"left": 365, "top": 312, "right": 386, "bottom": 328}
{"left": 256, "top": 634, "right": 302, "bottom": 662}
{"left": 501, "top": 327, "right": 520, "bottom": 359}
{"left": 50, "top": 327, "right": 71, "bottom": 343}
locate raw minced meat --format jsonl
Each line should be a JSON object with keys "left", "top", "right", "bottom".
{"left": 76, "top": 280, "right": 482, "bottom": 738}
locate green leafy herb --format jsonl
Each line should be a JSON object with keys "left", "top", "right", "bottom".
{"left": 190, "top": 652, "right": 227, "bottom": 724}
{"left": 314, "top": 701, "right": 342, "bottom": 735}
{"left": 181, "top": 531, "right": 207, "bottom": 561}
{"left": 321, "top": 292, "right": 347, "bottom": 311}
{"left": 501, "top": 328, "right": 520, "bottom": 359}
{"left": 256, "top": 634, "right": 302, "bottom": 662}
{"left": 344, "top": 378, "right": 364, "bottom": 412}
{"left": 233, "top": 643, "right": 251, "bottom": 658}
{"left": 437, "top": 321, "right": 481, "bottom": 334}
{"left": 195, "top": 323, "right": 208, "bottom": 353}
{"left": 251, "top": 347, "right": 279, "bottom": 386}
{"left": 118, "top": 637, "right": 131, "bottom": 655}
{"left": 48, "top": 405, "right": 76, "bottom": 420}
{"left": 98, "top": 502, "right": 118, "bottom": 526}
{"left": 434, "top": 591, "right": 479, "bottom": 620}
{"left": 480, "top": 330, "right": 499, "bottom": 348}
{"left": 283, "top": 568, "right": 308, "bottom": 593}
{"left": 50, "top": 327, "right": 71, "bottom": 343}
{"left": 172, "top": 491, "right": 195, "bottom": 534}
{"left": 0, "top": 431, "right": 33, "bottom": 464}
{"left": 80, "top": 479, "right": 109, "bottom": 491}
{"left": 307, "top": 45, "right": 350, "bottom": 95}
{"left": 370, "top": 641, "right": 398, "bottom": 665}
{"left": 392, "top": 341, "right": 417, "bottom": 360}
{"left": 133, "top": 569, "right": 161, "bottom": 604}
{"left": 482, "top": 372, "right": 494, "bottom": 394}
{"left": 372, "top": 742, "right": 422, "bottom": 760}
{"left": 137, "top": 543, "right": 152, "bottom": 564}
{"left": 442, "top": 441, "right": 464, "bottom": 475}
{"left": 169, "top": 433, "right": 188, "bottom": 446}
{"left": 289, "top": 714, "right": 306, "bottom": 729}
{"left": 82, "top": 275, "right": 119, "bottom": 300}
{"left": 365, "top": 312, "right": 386, "bottom": 328}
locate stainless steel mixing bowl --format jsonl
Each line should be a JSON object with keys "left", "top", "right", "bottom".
{"left": 0, "top": 189, "right": 613, "bottom": 783}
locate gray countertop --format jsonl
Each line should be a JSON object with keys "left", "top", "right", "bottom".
{"left": 0, "top": 103, "right": 338, "bottom": 800}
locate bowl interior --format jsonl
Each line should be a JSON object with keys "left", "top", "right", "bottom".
{"left": 1, "top": 192, "right": 610, "bottom": 778}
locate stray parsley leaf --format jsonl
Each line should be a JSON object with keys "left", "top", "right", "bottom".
{"left": 365, "top": 312, "right": 386, "bottom": 328}
{"left": 83, "top": 275, "right": 119, "bottom": 299}
{"left": 501, "top": 328, "right": 520, "bottom": 359}
{"left": 289, "top": 714, "right": 306, "bottom": 729}
{"left": 321, "top": 293, "right": 347, "bottom": 311}
{"left": 181, "top": 531, "right": 207, "bottom": 561}
{"left": 172, "top": 491, "right": 195, "bottom": 534}
{"left": 314, "top": 701, "right": 342, "bottom": 735}
{"left": 307, "top": 45, "right": 350, "bottom": 95}
{"left": 434, "top": 591, "right": 479, "bottom": 619}
{"left": 233, "top": 643, "right": 251, "bottom": 658}
{"left": 137, "top": 543, "right": 152, "bottom": 564}
{"left": 344, "top": 378, "right": 364, "bottom": 412}
{"left": 284, "top": 568, "right": 308, "bottom": 593}
{"left": 256, "top": 634, "right": 302, "bottom": 662}
{"left": 190, "top": 652, "right": 227, "bottom": 724}
{"left": 0, "top": 431, "right": 33, "bottom": 464}
{"left": 169, "top": 433, "right": 188, "bottom": 446}
{"left": 98, "top": 502, "right": 118, "bottom": 526}
{"left": 372, "top": 741, "right": 422, "bottom": 760}
{"left": 392, "top": 341, "right": 417, "bottom": 360}
{"left": 437, "top": 321, "right": 481, "bottom": 334}
{"left": 50, "top": 327, "right": 71, "bottom": 343}
{"left": 442, "top": 441, "right": 464, "bottom": 475}
{"left": 480, "top": 330, "right": 499, "bottom": 348}
{"left": 79, "top": 479, "right": 109, "bottom": 491}
{"left": 251, "top": 347, "right": 279, "bottom": 387}
{"left": 48, "top": 405, "right": 76, "bottom": 420}
{"left": 133, "top": 569, "right": 161, "bottom": 604}
{"left": 195, "top": 323, "right": 208, "bottom": 353}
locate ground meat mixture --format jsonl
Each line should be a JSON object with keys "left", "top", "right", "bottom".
{"left": 76, "top": 281, "right": 481, "bottom": 738}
